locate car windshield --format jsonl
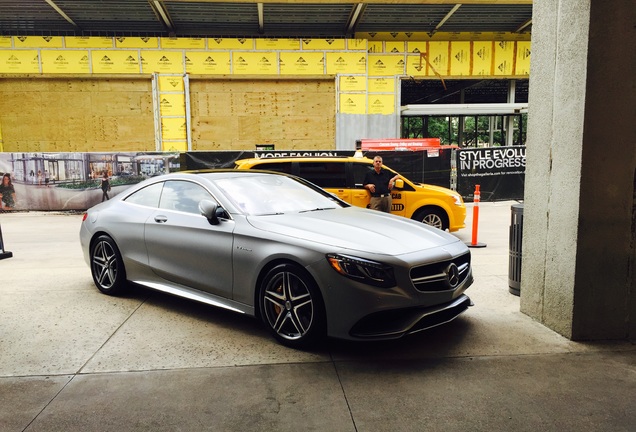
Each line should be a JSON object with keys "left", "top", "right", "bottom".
{"left": 213, "top": 174, "right": 342, "bottom": 216}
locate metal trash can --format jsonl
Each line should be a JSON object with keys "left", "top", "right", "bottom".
{"left": 0, "top": 223, "right": 13, "bottom": 260}
{"left": 508, "top": 204, "right": 524, "bottom": 296}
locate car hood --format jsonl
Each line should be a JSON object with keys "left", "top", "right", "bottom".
{"left": 246, "top": 207, "right": 459, "bottom": 256}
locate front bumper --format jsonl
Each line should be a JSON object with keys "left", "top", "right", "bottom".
{"left": 349, "top": 294, "right": 473, "bottom": 339}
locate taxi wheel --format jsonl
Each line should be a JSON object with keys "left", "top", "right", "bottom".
{"left": 413, "top": 208, "right": 448, "bottom": 231}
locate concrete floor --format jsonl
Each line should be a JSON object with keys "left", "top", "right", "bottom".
{"left": 0, "top": 202, "right": 634, "bottom": 432}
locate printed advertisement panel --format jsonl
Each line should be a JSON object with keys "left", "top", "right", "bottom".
{"left": 41, "top": 50, "right": 90, "bottom": 74}
{"left": 185, "top": 51, "right": 231, "bottom": 74}
{"left": 279, "top": 52, "right": 325, "bottom": 75}
{"left": 0, "top": 150, "right": 525, "bottom": 212}
{"left": 91, "top": 50, "right": 140, "bottom": 74}
{"left": 0, "top": 152, "right": 179, "bottom": 211}
{"left": 457, "top": 146, "right": 526, "bottom": 200}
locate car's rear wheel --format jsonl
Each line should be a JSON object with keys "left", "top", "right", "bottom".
{"left": 259, "top": 263, "right": 326, "bottom": 349}
{"left": 90, "top": 235, "right": 127, "bottom": 295}
{"left": 413, "top": 207, "right": 448, "bottom": 231}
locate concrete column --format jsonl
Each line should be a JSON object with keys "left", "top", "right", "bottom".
{"left": 505, "top": 80, "right": 516, "bottom": 145}
{"left": 521, "top": 0, "right": 635, "bottom": 339}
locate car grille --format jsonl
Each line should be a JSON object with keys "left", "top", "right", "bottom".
{"left": 410, "top": 252, "right": 471, "bottom": 292}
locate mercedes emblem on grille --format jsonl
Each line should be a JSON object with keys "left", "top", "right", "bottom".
{"left": 446, "top": 263, "right": 460, "bottom": 288}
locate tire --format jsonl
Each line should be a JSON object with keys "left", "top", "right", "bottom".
{"left": 259, "top": 263, "right": 326, "bottom": 349}
{"left": 90, "top": 235, "right": 127, "bottom": 295}
{"left": 413, "top": 207, "right": 449, "bottom": 231}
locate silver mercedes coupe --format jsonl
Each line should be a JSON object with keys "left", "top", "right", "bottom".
{"left": 80, "top": 170, "right": 473, "bottom": 348}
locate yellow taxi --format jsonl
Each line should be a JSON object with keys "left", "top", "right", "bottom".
{"left": 234, "top": 156, "right": 466, "bottom": 232}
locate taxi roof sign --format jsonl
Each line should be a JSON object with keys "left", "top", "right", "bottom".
{"left": 358, "top": 138, "right": 442, "bottom": 151}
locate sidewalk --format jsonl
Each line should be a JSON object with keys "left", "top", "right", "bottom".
{"left": 0, "top": 204, "right": 634, "bottom": 432}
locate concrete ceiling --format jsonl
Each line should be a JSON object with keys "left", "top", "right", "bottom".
{"left": 0, "top": 0, "right": 532, "bottom": 38}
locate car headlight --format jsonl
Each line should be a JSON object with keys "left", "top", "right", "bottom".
{"left": 326, "top": 254, "right": 396, "bottom": 288}
{"left": 453, "top": 194, "right": 464, "bottom": 206}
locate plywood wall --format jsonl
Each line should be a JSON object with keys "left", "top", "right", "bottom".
{"left": 0, "top": 78, "right": 155, "bottom": 152}
{"left": 0, "top": 77, "right": 336, "bottom": 152}
{"left": 190, "top": 79, "right": 335, "bottom": 150}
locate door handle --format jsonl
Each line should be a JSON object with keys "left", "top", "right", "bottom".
{"left": 154, "top": 215, "right": 168, "bottom": 223}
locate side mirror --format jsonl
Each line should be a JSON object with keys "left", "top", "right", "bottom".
{"left": 394, "top": 178, "right": 404, "bottom": 189}
{"left": 199, "top": 199, "right": 226, "bottom": 225}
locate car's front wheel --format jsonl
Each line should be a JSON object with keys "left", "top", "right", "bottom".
{"left": 259, "top": 263, "right": 326, "bottom": 349}
{"left": 413, "top": 207, "right": 448, "bottom": 231}
{"left": 90, "top": 235, "right": 127, "bottom": 295}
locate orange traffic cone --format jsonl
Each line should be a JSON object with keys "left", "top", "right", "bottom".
{"left": 467, "top": 184, "right": 487, "bottom": 248}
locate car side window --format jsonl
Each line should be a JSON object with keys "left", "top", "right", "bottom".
{"left": 254, "top": 162, "right": 292, "bottom": 174}
{"left": 159, "top": 180, "right": 212, "bottom": 214}
{"left": 124, "top": 182, "right": 164, "bottom": 207}
{"left": 352, "top": 163, "right": 373, "bottom": 189}
{"left": 297, "top": 162, "right": 347, "bottom": 188}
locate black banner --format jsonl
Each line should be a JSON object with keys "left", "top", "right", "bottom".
{"left": 180, "top": 151, "right": 257, "bottom": 170}
{"left": 179, "top": 150, "right": 356, "bottom": 170}
{"left": 0, "top": 147, "right": 525, "bottom": 212}
{"left": 456, "top": 146, "right": 526, "bottom": 201}
{"left": 180, "top": 148, "right": 527, "bottom": 201}
{"left": 376, "top": 149, "right": 454, "bottom": 190}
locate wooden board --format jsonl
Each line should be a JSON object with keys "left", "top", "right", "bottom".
{"left": 190, "top": 79, "right": 335, "bottom": 151}
{"left": 0, "top": 78, "right": 155, "bottom": 152}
